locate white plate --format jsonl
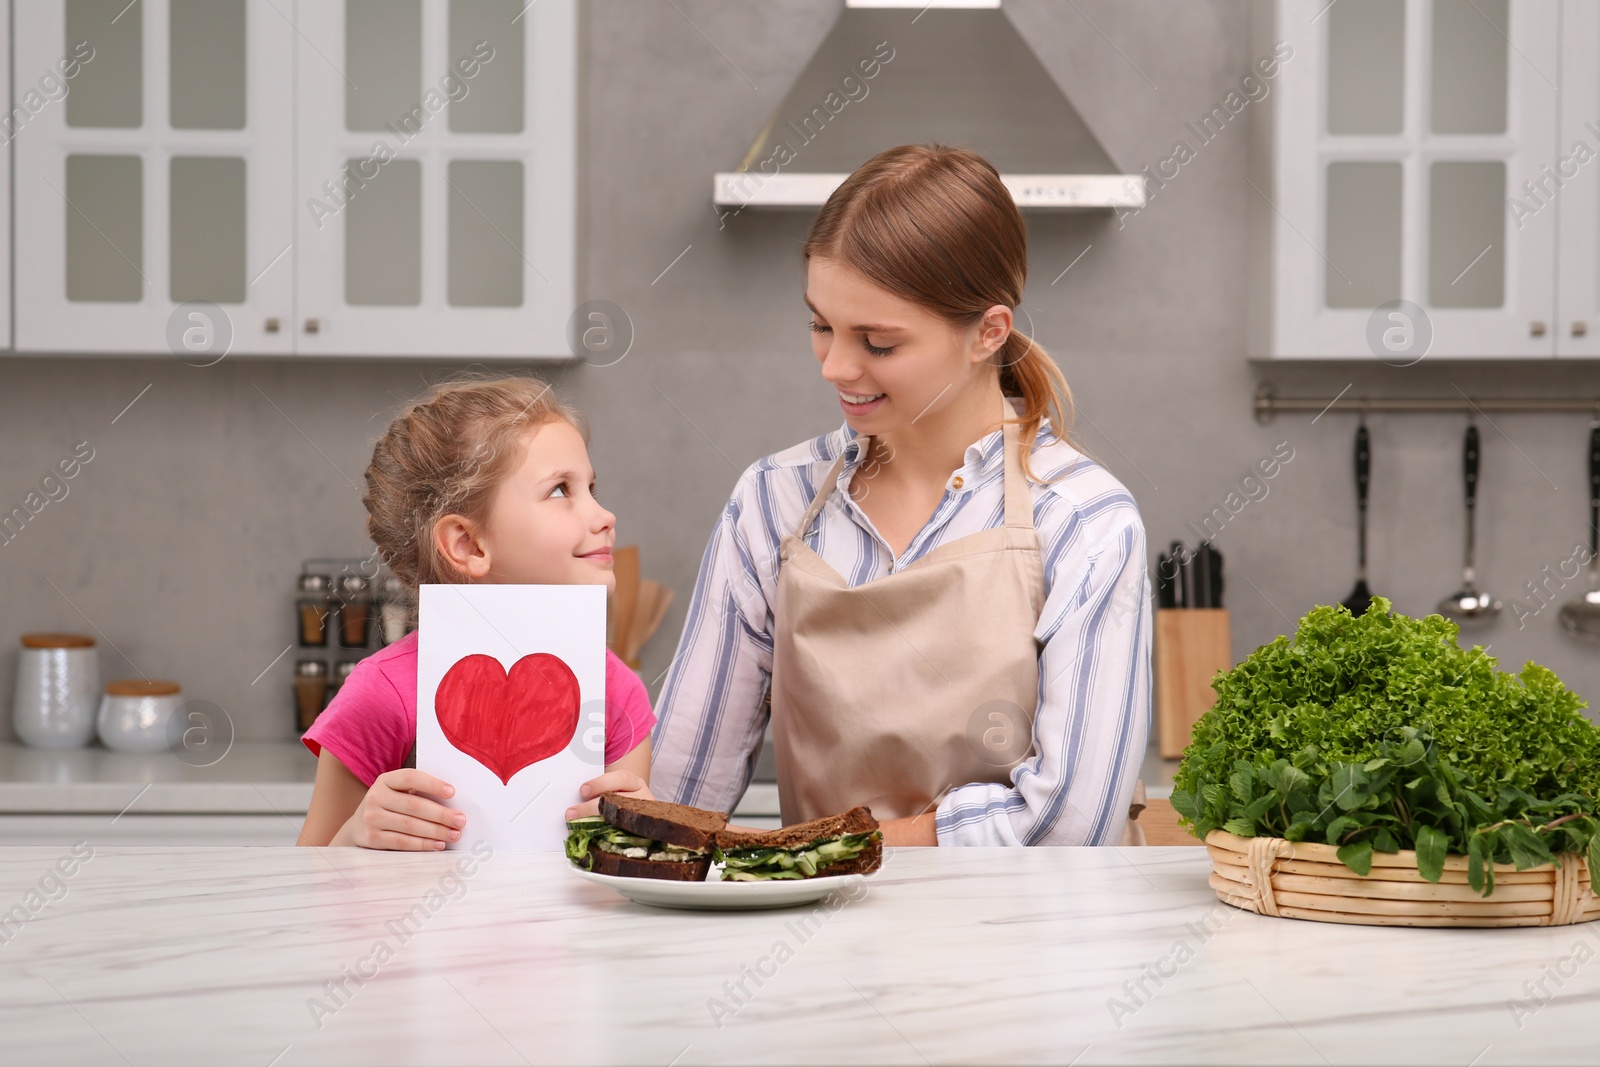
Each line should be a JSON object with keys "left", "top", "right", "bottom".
{"left": 568, "top": 863, "right": 868, "bottom": 911}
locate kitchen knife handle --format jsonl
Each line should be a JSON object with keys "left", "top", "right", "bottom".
{"left": 1464, "top": 425, "right": 1479, "bottom": 510}
{"left": 1169, "top": 540, "right": 1188, "bottom": 608}
{"left": 1588, "top": 425, "right": 1600, "bottom": 557}
{"left": 1194, "top": 544, "right": 1211, "bottom": 609}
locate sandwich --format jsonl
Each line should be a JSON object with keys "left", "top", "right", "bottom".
{"left": 712, "top": 806, "right": 883, "bottom": 880}
{"left": 565, "top": 793, "right": 728, "bottom": 882}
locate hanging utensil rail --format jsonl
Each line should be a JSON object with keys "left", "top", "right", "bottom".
{"left": 1254, "top": 384, "right": 1600, "bottom": 424}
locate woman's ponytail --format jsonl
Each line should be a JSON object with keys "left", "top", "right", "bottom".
{"left": 996, "top": 329, "right": 1078, "bottom": 485}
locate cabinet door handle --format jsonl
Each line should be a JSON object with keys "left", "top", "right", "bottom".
{"left": 265, "top": 317, "right": 280, "bottom": 333}
{"left": 1530, "top": 321, "right": 1547, "bottom": 337}
{"left": 1574, "top": 321, "right": 1588, "bottom": 338}
{"left": 304, "top": 318, "right": 321, "bottom": 334}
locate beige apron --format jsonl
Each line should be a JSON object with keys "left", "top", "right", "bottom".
{"left": 769, "top": 397, "right": 1145, "bottom": 843}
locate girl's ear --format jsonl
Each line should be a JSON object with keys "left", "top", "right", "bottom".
{"left": 433, "top": 514, "right": 492, "bottom": 580}
{"left": 972, "top": 304, "right": 1013, "bottom": 364}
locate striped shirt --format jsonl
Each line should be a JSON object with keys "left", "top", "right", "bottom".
{"left": 650, "top": 402, "right": 1152, "bottom": 846}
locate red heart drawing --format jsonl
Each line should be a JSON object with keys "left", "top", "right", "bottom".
{"left": 434, "top": 653, "right": 581, "bottom": 785}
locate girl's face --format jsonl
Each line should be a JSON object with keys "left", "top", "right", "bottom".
{"left": 805, "top": 255, "right": 1010, "bottom": 432}
{"left": 448, "top": 419, "right": 617, "bottom": 593}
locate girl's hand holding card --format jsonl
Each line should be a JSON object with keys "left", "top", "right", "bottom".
{"left": 331, "top": 769, "right": 467, "bottom": 850}
{"left": 565, "top": 769, "right": 652, "bottom": 820}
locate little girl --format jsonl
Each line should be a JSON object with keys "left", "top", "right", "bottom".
{"left": 297, "top": 376, "right": 656, "bottom": 849}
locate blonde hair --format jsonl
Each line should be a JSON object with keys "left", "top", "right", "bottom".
{"left": 364, "top": 374, "right": 587, "bottom": 588}
{"left": 803, "top": 143, "right": 1079, "bottom": 483}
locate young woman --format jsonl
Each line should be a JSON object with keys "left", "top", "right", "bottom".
{"left": 650, "top": 144, "right": 1151, "bottom": 848}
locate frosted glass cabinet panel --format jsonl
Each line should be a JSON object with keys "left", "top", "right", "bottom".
{"left": 14, "top": 0, "right": 295, "bottom": 354}
{"left": 1430, "top": 0, "right": 1508, "bottom": 135}
{"left": 1427, "top": 161, "right": 1505, "bottom": 309}
{"left": 294, "top": 0, "right": 574, "bottom": 357}
{"left": 1325, "top": 0, "right": 1404, "bottom": 136}
{"left": 1260, "top": 0, "right": 1561, "bottom": 358}
{"left": 1323, "top": 162, "right": 1402, "bottom": 309}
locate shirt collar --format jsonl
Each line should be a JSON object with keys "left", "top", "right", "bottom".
{"left": 835, "top": 397, "right": 1047, "bottom": 495}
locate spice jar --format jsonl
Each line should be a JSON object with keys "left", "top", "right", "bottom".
{"left": 294, "top": 660, "right": 328, "bottom": 732}
{"left": 377, "top": 575, "right": 411, "bottom": 645}
{"left": 336, "top": 574, "right": 372, "bottom": 648}
{"left": 13, "top": 633, "right": 99, "bottom": 748}
{"left": 296, "top": 574, "right": 332, "bottom": 647}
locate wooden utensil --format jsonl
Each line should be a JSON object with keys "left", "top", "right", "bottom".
{"left": 609, "top": 545, "right": 640, "bottom": 656}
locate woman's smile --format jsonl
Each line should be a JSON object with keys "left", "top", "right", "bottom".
{"left": 838, "top": 389, "right": 887, "bottom": 416}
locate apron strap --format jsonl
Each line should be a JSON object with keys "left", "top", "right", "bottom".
{"left": 1000, "top": 402, "right": 1032, "bottom": 530}
{"left": 793, "top": 447, "right": 850, "bottom": 541}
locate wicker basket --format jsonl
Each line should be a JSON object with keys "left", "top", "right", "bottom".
{"left": 1205, "top": 830, "right": 1600, "bottom": 927}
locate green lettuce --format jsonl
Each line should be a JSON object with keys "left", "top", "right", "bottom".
{"left": 1170, "top": 597, "right": 1600, "bottom": 896}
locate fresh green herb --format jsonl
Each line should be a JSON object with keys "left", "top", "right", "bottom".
{"left": 1169, "top": 597, "right": 1600, "bottom": 896}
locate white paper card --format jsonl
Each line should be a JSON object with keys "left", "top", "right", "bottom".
{"left": 417, "top": 584, "right": 606, "bottom": 851}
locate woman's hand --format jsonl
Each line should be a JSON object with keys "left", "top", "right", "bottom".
{"left": 329, "top": 769, "right": 466, "bottom": 850}
{"left": 879, "top": 812, "right": 939, "bottom": 847}
{"left": 565, "top": 770, "right": 653, "bottom": 820}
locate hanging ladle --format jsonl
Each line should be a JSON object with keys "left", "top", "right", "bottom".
{"left": 1437, "top": 423, "right": 1502, "bottom": 624}
{"left": 1341, "top": 417, "right": 1374, "bottom": 615}
{"left": 1558, "top": 424, "right": 1600, "bottom": 640}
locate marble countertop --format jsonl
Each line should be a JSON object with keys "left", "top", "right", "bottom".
{"left": 1, "top": 844, "right": 1593, "bottom": 1065}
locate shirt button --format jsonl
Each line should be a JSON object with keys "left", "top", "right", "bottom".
{"left": 951, "top": 475, "right": 965, "bottom": 490}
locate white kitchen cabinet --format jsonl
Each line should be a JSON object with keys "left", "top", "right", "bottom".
{"left": 13, "top": 0, "right": 297, "bottom": 356}
{"left": 1257, "top": 0, "right": 1564, "bottom": 359}
{"left": 0, "top": 2, "right": 12, "bottom": 350}
{"left": 1556, "top": 5, "right": 1600, "bottom": 356}
{"left": 293, "top": 0, "right": 575, "bottom": 358}
{"left": 11, "top": 0, "right": 575, "bottom": 359}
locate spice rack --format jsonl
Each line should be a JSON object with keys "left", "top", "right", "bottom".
{"left": 293, "top": 557, "right": 414, "bottom": 734}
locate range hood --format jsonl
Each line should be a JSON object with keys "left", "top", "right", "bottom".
{"left": 713, "top": 0, "right": 1145, "bottom": 211}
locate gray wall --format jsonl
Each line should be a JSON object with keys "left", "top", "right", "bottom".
{"left": 1, "top": 0, "right": 1596, "bottom": 746}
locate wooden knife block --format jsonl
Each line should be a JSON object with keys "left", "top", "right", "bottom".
{"left": 1155, "top": 608, "right": 1231, "bottom": 759}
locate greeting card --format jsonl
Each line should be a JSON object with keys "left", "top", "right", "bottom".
{"left": 417, "top": 584, "right": 606, "bottom": 850}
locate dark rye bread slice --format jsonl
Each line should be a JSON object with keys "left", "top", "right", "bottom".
{"left": 812, "top": 842, "right": 883, "bottom": 877}
{"left": 588, "top": 844, "right": 712, "bottom": 882}
{"left": 598, "top": 793, "right": 728, "bottom": 852}
{"left": 714, "top": 805, "right": 880, "bottom": 853}
{"left": 715, "top": 805, "right": 883, "bottom": 876}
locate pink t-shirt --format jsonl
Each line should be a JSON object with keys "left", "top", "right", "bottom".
{"left": 301, "top": 631, "right": 656, "bottom": 788}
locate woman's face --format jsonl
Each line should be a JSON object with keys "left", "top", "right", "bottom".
{"left": 805, "top": 255, "right": 1010, "bottom": 433}
{"left": 437, "top": 419, "right": 618, "bottom": 593}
